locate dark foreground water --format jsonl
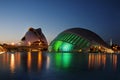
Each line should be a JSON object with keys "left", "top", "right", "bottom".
{"left": 0, "top": 52, "right": 120, "bottom": 80}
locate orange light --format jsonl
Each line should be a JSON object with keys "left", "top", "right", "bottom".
{"left": 113, "top": 54, "right": 117, "bottom": 71}
{"left": 46, "top": 55, "right": 50, "bottom": 69}
{"left": 28, "top": 41, "right": 31, "bottom": 46}
{"left": 27, "top": 51, "right": 31, "bottom": 71}
{"left": 11, "top": 42, "right": 15, "bottom": 46}
{"left": 38, "top": 51, "right": 42, "bottom": 70}
{"left": 10, "top": 54, "right": 15, "bottom": 73}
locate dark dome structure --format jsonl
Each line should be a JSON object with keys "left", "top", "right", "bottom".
{"left": 49, "top": 28, "right": 113, "bottom": 53}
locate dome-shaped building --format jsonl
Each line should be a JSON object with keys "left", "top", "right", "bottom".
{"left": 49, "top": 28, "right": 113, "bottom": 53}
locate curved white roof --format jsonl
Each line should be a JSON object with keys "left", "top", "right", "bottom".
{"left": 21, "top": 28, "right": 48, "bottom": 45}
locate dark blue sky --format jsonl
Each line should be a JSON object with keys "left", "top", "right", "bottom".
{"left": 0, "top": 0, "right": 120, "bottom": 44}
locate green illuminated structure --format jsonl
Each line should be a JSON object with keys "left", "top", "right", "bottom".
{"left": 55, "top": 53, "right": 72, "bottom": 68}
{"left": 49, "top": 28, "right": 110, "bottom": 52}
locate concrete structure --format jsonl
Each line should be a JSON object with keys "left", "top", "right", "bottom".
{"left": 49, "top": 28, "right": 113, "bottom": 53}
{"left": 21, "top": 27, "right": 48, "bottom": 50}
{"left": 0, "top": 45, "right": 6, "bottom": 54}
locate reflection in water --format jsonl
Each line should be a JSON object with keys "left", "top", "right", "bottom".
{"left": 0, "top": 51, "right": 46, "bottom": 74}
{"left": 88, "top": 53, "right": 117, "bottom": 71}
{"left": 88, "top": 53, "right": 106, "bottom": 69}
{"left": 46, "top": 55, "right": 50, "bottom": 69}
{"left": 113, "top": 54, "right": 117, "bottom": 71}
{"left": 55, "top": 53, "right": 72, "bottom": 68}
{"left": 10, "top": 54, "right": 15, "bottom": 73}
{"left": 102, "top": 54, "right": 106, "bottom": 68}
{"left": 27, "top": 51, "right": 43, "bottom": 71}
{"left": 10, "top": 52, "right": 21, "bottom": 73}
{"left": 38, "top": 51, "right": 42, "bottom": 70}
{"left": 27, "top": 51, "right": 31, "bottom": 72}
{"left": 63, "top": 53, "right": 72, "bottom": 68}
{"left": 0, "top": 52, "right": 120, "bottom": 80}
{"left": 1, "top": 52, "right": 21, "bottom": 74}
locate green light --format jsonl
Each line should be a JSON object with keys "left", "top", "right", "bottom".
{"left": 49, "top": 32, "right": 92, "bottom": 52}
{"left": 64, "top": 34, "right": 68, "bottom": 41}
{"left": 55, "top": 53, "right": 72, "bottom": 68}
{"left": 63, "top": 53, "right": 72, "bottom": 68}
{"left": 81, "top": 40, "right": 87, "bottom": 48}
{"left": 71, "top": 35, "right": 78, "bottom": 44}
{"left": 60, "top": 42, "right": 73, "bottom": 52}
{"left": 87, "top": 42, "right": 90, "bottom": 46}
{"left": 73, "top": 36, "right": 80, "bottom": 44}
{"left": 54, "top": 41, "right": 63, "bottom": 51}
{"left": 55, "top": 53, "right": 62, "bottom": 67}
{"left": 67, "top": 34, "right": 73, "bottom": 42}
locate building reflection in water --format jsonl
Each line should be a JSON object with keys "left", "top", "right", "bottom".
{"left": 88, "top": 53, "right": 117, "bottom": 71}
{"left": 46, "top": 55, "right": 50, "bottom": 69}
{"left": 27, "top": 51, "right": 43, "bottom": 72}
{"left": 27, "top": 51, "right": 31, "bottom": 72}
{"left": 88, "top": 53, "right": 106, "bottom": 69}
{"left": 55, "top": 53, "right": 72, "bottom": 68}
{"left": 1, "top": 51, "right": 44, "bottom": 73}
{"left": 0, "top": 52, "right": 118, "bottom": 74}
{"left": 1, "top": 52, "right": 21, "bottom": 74}
{"left": 10, "top": 54, "right": 15, "bottom": 73}
{"left": 38, "top": 51, "right": 42, "bottom": 70}
{"left": 112, "top": 54, "right": 117, "bottom": 71}
{"left": 10, "top": 52, "right": 21, "bottom": 73}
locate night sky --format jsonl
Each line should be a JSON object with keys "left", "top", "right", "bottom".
{"left": 0, "top": 0, "right": 119, "bottom": 44}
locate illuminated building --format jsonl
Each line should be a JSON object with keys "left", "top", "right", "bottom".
{"left": 21, "top": 27, "right": 48, "bottom": 50}
{"left": 49, "top": 28, "right": 113, "bottom": 53}
{"left": 0, "top": 46, "right": 6, "bottom": 53}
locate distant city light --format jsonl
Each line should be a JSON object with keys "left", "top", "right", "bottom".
{"left": 28, "top": 41, "right": 31, "bottom": 46}
{"left": 11, "top": 42, "right": 15, "bottom": 46}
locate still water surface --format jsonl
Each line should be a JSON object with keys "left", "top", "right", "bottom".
{"left": 0, "top": 52, "right": 120, "bottom": 80}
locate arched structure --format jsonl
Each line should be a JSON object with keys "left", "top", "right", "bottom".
{"left": 21, "top": 27, "right": 48, "bottom": 50}
{"left": 49, "top": 28, "right": 113, "bottom": 53}
{"left": 0, "top": 46, "right": 6, "bottom": 54}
